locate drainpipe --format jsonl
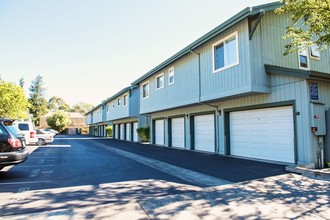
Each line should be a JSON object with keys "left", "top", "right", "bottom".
{"left": 189, "top": 48, "right": 221, "bottom": 153}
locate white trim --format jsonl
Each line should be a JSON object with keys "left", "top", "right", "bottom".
{"left": 141, "top": 81, "right": 150, "bottom": 99}
{"left": 117, "top": 97, "right": 121, "bottom": 106}
{"left": 298, "top": 48, "right": 309, "bottom": 70}
{"left": 156, "top": 73, "right": 164, "bottom": 90}
{"left": 123, "top": 93, "right": 128, "bottom": 106}
{"left": 168, "top": 67, "right": 175, "bottom": 85}
{"left": 310, "top": 44, "right": 320, "bottom": 60}
{"left": 212, "top": 31, "right": 239, "bottom": 73}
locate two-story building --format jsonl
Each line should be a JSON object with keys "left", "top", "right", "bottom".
{"left": 130, "top": 2, "right": 330, "bottom": 166}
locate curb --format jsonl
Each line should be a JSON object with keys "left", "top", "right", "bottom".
{"left": 286, "top": 164, "right": 330, "bottom": 181}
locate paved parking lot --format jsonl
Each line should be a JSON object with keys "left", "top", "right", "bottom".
{"left": 0, "top": 136, "right": 329, "bottom": 219}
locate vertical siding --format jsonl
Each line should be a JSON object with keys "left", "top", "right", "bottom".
{"left": 129, "top": 87, "right": 139, "bottom": 117}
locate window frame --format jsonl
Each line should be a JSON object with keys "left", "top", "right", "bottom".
{"left": 168, "top": 67, "right": 174, "bottom": 85}
{"left": 298, "top": 47, "right": 309, "bottom": 70}
{"left": 156, "top": 73, "right": 164, "bottom": 90}
{"left": 117, "top": 97, "right": 121, "bottom": 106}
{"left": 142, "top": 81, "right": 150, "bottom": 99}
{"left": 310, "top": 44, "right": 320, "bottom": 60}
{"left": 123, "top": 94, "right": 128, "bottom": 106}
{"left": 212, "top": 31, "right": 239, "bottom": 73}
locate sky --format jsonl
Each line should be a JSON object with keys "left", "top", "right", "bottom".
{"left": 0, "top": 0, "right": 276, "bottom": 106}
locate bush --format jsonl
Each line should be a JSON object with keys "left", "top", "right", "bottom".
{"left": 137, "top": 127, "right": 150, "bottom": 142}
{"left": 105, "top": 126, "right": 113, "bottom": 137}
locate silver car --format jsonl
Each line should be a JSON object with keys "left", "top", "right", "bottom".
{"left": 36, "top": 129, "right": 54, "bottom": 145}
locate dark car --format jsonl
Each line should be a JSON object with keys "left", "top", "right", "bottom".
{"left": 0, "top": 118, "right": 29, "bottom": 170}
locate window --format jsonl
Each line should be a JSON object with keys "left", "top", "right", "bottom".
{"left": 310, "top": 44, "right": 320, "bottom": 60}
{"left": 142, "top": 82, "right": 149, "bottom": 99}
{"left": 117, "top": 98, "right": 121, "bottom": 106}
{"left": 212, "top": 32, "right": 239, "bottom": 72}
{"left": 106, "top": 104, "right": 109, "bottom": 112}
{"left": 168, "top": 67, "right": 174, "bottom": 85}
{"left": 298, "top": 48, "right": 309, "bottom": 69}
{"left": 123, "top": 94, "right": 128, "bottom": 106}
{"left": 156, "top": 73, "right": 164, "bottom": 90}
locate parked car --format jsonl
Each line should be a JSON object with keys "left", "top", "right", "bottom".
{"left": 13, "top": 121, "right": 38, "bottom": 145}
{"left": 40, "top": 128, "right": 59, "bottom": 135}
{"left": 36, "top": 129, "right": 54, "bottom": 145}
{"left": 0, "top": 118, "right": 29, "bottom": 170}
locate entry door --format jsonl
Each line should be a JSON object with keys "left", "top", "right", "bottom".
{"left": 230, "top": 106, "right": 294, "bottom": 163}
{"left": 155, "top": 119, "right": 164, "bottom": 145}
{"left": 194, "top": 114, "right": 215, "bottom": 152}
{"left": 171, "top": 117, "right": 185, "bottom": 148}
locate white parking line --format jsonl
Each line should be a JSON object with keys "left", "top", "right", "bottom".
{"left": 40, "top": 145, "right": 71, "bottom": 147}
{"left": 18, "top": 165, "right": 55, "bottom": 168}
{"left": 0, "top": 180, "right": 51, "bottom": 185}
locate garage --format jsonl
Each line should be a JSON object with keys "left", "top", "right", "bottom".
{"left": 171, "top": 117, "right": 185, "bottom": 148}
{"left": 126, "top": 123, "right": 131, "bottom": 141}
{"left": 230, "top": 106, "right": 294, "bottom": 163}
{"left": 194, "top": 114, "right": 215, "bottom": 152}
{"left": 155, "top": 119, "right": 164, "bottom": 145}
{"left": 133, "top": 122, "right": 138, "bottom": 142}
{"left": 120, "top": 124, "right": 125, "bottom": 140}
{"left": 115, "top": 124, "right": 119, "bottom": 139}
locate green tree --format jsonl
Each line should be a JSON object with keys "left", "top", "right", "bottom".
{"left": 46, "top": 110, "right": 71, "bottom": 132}
{"left": 48, "top": 96, "right": 70, "bottom": 111}
{"left": 71, "top": 102, "right": 94, "bottom": 115}
{"left": 28, "top": 75, "right": 48, "bottom": 125}
{"left": 19, "top": 77, "right": 24, "bottom": 88}
{"left": 275, "top": 0, "right": 330, "bottom": 55}
{"left": 0, "top": 80, "right": 30, "bottom": 119}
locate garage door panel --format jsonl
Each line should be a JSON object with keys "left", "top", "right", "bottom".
{"left": 194, "top": 114, "right": 215, "bottom": 152}
{"left": 133, "top": 122, "right": 138, "bottom": 142}
{"left": 230, "top": 106, "right": 294, "bottom": 163}
{"left": 155, "top": 120, "right": 164, "bottom": 145}
{"left": 171, "top": 118, "right": 184, "bottom": 148}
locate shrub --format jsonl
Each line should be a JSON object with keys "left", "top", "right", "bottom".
{"left": 105, "top": 126, "right": 113, "bottom": 137}
{"left": 137, "top": 127, "right": 150, "bottom": 142}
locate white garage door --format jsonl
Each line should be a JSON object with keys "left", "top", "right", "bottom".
{"left": 171, "top": 117, "right": 185, "bottom": 148}
{"left": 133, "top": 122, "right": 138, "bottom": 142}
{"left": 230, "top": 106, "right": 294, "bottom": 163}
{"left": 155, "top": 119, "right": 164, "bottom": 145}
{"left": 126, "top": 123, "right": 131, "bottom": 141}
{"left": 194, "top": 114, "right": 215, "bottom": 152}
{"left": 115, "top": 124, "right": 119, "bottom": 139}
{"left": 120, "top": 124, "right": 125, "bottom": 140}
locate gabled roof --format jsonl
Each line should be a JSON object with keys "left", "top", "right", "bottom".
{"left": 131, "top": 1, "right": 282, "bottom": 85}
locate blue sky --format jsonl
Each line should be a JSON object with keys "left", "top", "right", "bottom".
{"left": 0, "top": 0, "right": 276, "bottom": 106}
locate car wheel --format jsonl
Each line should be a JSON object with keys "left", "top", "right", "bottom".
{"left": 37, "top": 138, "right": 46, "bottom": 146}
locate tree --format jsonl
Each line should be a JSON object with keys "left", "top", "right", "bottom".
{"left": 46, "top": 110, "right": 71, "bottom": 132}
{"left": 28, "top": 75, "right": 48, "bottom": 126}
{"left": 275, "top": 0, "right": 330, "bottom": 55}
{"left": 71, "top": 102, "right": 94, "bottom": 115}
{"left": 0, "top": 80, "right": 30, "bottom": 119}
{"left": 19, "top": 77, "right": 24, "bottom": 88}
{"left": 48, "top": 96, "right": 70, "bottom": 111}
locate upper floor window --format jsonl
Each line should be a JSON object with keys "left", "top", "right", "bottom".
{"left": 310, "top": 44, "right": 320, "bottom": 60}
{"left": 212, "top": 32, "right": 239, "bottom": 72}
{"left": 106, "top": 104, "right": 109, "bottom": 112}
{"left": 142, "top": 82, "right": 149, "bottom": 99}
{"left": 117, "top": 98, "right": 121, "bottom": 106}
{"left": 156, "top": 73, "right": 164, "bottom": 90}
{"left": 123, "top": 94, "right": 128, "bottom": 106}
{"left": 168, "top": 67, "right": 174, "bottom": 85}
{"left": 298, "top": 47, "right": 309, "bottom": 69}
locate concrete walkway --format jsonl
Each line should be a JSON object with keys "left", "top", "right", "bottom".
{"left": 140, "top": 173, "right": 330, "bottom": 220}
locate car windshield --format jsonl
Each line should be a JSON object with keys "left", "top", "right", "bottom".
{"left": 3, "top": 121, "right": 23, "bottom": 137}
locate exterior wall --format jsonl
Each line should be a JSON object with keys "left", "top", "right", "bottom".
{"left": 129, "top": 87, "right": 139, "bottom": 116}
{"left": 85, "top": 113, "right": 92, "bottom": 125}
{"left": 92, "top": 107, "right": 103, "bottom": 124}
{"left": 255, "top": 11, "right": 330, "bottom": 73}
{"left": 106, "top": 92, "right": 130, "bottom": 121}
{"left": 150, "top": 74, "right": 320, "bottom": 164}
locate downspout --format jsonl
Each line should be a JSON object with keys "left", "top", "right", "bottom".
{"left": 189, "top": 48, "right": 221, "bottom": 153}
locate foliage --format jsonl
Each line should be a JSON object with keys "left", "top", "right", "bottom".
{"left": 46, "top": 110, "right": 71, "bottom": 132}
{"left": 275, "top": 0, "right": 330, "bottom": 55}
{"left": 71, "top": 102, "right": 94, "bottom": 115}
{"left": 137, "top": 127, "right": 150, "bottom": 142}
{"left": 0, "top": 80, "right": 30, "bottom": 119}
{"left": 105, "top": 126, "right": 113, "bottom": 137}
{"left": 48, "top": 96, "right": 70, "bottom": 111}
{"left": 19, "top": 77, "right": 24, "bottom": 88}
{"left": 28, "top": 75, "right": 48, "bottom": 125}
